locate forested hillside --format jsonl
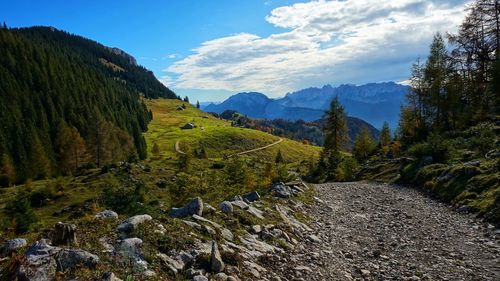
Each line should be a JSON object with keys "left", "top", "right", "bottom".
{"left": 0, "top": 26, "right": 177, "bottom": 184}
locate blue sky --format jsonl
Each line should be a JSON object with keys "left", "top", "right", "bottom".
{"left": 1, "top": 0, "right": 472, "bottom": 102}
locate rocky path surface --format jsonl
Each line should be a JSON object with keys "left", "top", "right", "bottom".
{"left": 269, "top": 182, "right": 500, "bottom": 281}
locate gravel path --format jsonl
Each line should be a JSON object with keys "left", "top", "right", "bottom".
{"left": 270, "top": 182, "right": 500, "bottom": 281}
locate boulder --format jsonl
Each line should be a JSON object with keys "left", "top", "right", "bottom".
{"left": 170, "top": 197, "right": 203, "bottom": 218}
{"left": 1, "top": 238, "right": 27, "bottom": 257}
{"left": 55, "top": 248, "right": 99, "bottom": 271}
{"left": 242, "top": 191, "right": 260, "bottom": 203}
{"left": 14, "top": 239, "right": 99, "bottom": 280}
{"left": 219, "top": 201, "right": 234, "bottom": 213}
{"left": 95, "top": 210, "right": 118, "bottom": 220}
{"left": 269, "top": 182, "right": 293, "bottom": 198}
{"left": 193, "top": 276, "right": 209, "bottom": 281}
{"left": 116, "top": 214, "right": 152, "bottom": 238}
{"left": 211, "top": 241, "right": 225, "bottom": 273}
{"left": 51, "top": 222, "right": 78, "bottom": 246}
{"left": 15, "top": 239, "right": 59, "bottom": 280}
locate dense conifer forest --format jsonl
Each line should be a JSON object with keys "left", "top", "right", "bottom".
{"left": 0, "top": 26, "right": 178, "bottom": 184}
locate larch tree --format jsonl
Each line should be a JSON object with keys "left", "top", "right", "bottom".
{"left": 379, "top": 122, "right": 392, "bottom": 147}
{"left": 353, "top": 127, "right": 377, "bottom": 162}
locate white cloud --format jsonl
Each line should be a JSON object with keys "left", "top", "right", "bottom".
{"left": 165, "top": 0, "right": 472, "bottom": 97}
{"left": 159, "top": 75, "right": 175, "bottom": 87}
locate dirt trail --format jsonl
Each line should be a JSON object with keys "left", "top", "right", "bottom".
{"left": 268, "top": 182, "right": 500, "bottom": 281}
{"left": 174, "top": 137, "right": 283, "bottom": 157}
{"left": 230, "top": 137, "right": 283, "bottom": 157}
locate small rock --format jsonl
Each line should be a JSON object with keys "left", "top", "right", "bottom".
{"left": 204, "top": 203, "right": 217, "bottom": 213}
{"left": 251, "top": 225, "right": 262, "bottom": 234}
{"left": 1, "top": 238, "right": 27, "bottom": 257}
{"left": 242, "top": 191, "right": 260, "bottom": 202}
{"left": 157, "top": 253, "right": 185, "bottom": 274}
{"left": 213, "top": 272, "right": 229, "bottom": 280}
{"left": 170, "top": 197, "right": 203, "bottom": 218}
{"left": 51, "top": 222, "right": 78, "bottom": 246}
{"left": 308, "top": 234, "right": 321, "bottom": 243}
{"left": 102, "top": 272, "right": 123, "bottom": 281}
{"left": 94, "top": 210, "right": 118, "bottom": 219}
{"left": 116, "top": 214, "right": 152, "bottom": 239}
{"left": 269, "top": 182, "right": 293, "bottom": 198}
{"left": 360, "top": 269, "right": 370, "bottom": 277}
{"left": 295, "top": 265, "right": 313, "bottom": 272}
{"left": 211, "top": 241, "right": 225, "bottom": 273}
{"left": 219, "top": 201, "right": 234, "bottom": 213}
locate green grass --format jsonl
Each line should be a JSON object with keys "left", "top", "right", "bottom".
{"left": 144, "top": 98, "right": 320, "bottom": 161}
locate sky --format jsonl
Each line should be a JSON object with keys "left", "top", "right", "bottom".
{"left": 1, "top": 0, "right": 473, "bottom": 102}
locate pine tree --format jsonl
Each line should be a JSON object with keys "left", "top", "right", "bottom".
{"left": 196, "top": 100, "right": 200, "bottom": 109}
{"left": 275, "top": 149, "right": 284, "bottom": 164}
{"left": 183, "top": 96, "right": 190, "bottom": 103}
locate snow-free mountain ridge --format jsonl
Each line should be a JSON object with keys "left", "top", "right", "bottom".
{"left": 204, "top": 82, "right": 409, "bottom": 129}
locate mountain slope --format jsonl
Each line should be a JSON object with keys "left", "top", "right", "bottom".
{"left": 0, "top": 26, "right": 177, "bottom": 183}
{"left": 145, "top": 99, "right": 321, "bottom": 162}
{"left": 204, "top": 82, "right": 409, "bottom": 129}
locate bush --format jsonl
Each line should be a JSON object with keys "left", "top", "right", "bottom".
{"left": 4, "top": 191, "right": 38, "bottom": 234}
{"left": 470, "top": 125, "right": 496, "bottom": 155}
{"left": 100, "top": 176, "right": 147, "bottom": 215}
{"left": 335, "top": 157, "right": 360, "bottom": 181}
{"left": 408, "top": 132, "right": 452, "bottom": 163}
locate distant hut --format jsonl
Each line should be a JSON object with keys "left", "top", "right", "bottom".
{"left": 176, "top": 105, "right": 184, "bottom": 111}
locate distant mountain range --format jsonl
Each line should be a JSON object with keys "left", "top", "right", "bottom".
{"left": 203, "top": 82, "right": 409, "bottom": 130}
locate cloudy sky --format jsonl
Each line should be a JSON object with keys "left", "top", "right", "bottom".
{"left": 3, "top": 0, "right": 473, "bottom": 101}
